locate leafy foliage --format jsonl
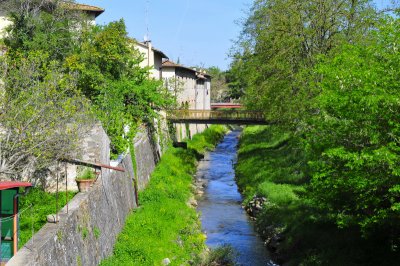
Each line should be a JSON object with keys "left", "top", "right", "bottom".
{"left": 2, "top": 1, "right": 176, "bottom": 161}
{"left": 306, "top": 17, "right": 400, "bottom": 236}
{"left": 3, "top": 0, "right": 82, "bottom": 62}
{"left": 237, "top": 126, "right": 400, "bottom": 265}
{"left": 231, "top": 0, "right": 378, "bottom": 122}
{"left": 0, "top": 0, "right": 93, "bottom": 179}
{"left": 207, "top": 66, "right": 229, "bottom": 102}
{"left": 66, "top": 20, "right": 175, "bottom": 156}
{"left": 233, "top": 1, "right": 400, "bottom": 264}
{"left": 0, "top": 53, "right": 92, "bottom": 179}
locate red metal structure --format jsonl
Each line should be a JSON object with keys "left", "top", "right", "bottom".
{"left": 0, "top": 181, "right": 32, "bottom": 263}
{"left": 211, "top": 103, "right": 243, "bottom": 109}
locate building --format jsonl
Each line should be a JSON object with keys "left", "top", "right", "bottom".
{"left": 162, "top": 60, "right": 211, "bottom": 110}
{"left": 161, "top": 60, "right": 211, "bottom": 140}
{"left": 134, "top": 41, "right": 168, "bottom": 80}
{"left": 62, "top": 2, "right": 104, "bottom": 24}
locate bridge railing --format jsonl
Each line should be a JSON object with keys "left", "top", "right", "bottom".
{"left": 167, "top": 110, "right": 265, "bottom": 122}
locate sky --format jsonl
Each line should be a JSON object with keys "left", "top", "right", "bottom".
{"left": 81, "top": 0, "right": 393, "bottom": 71}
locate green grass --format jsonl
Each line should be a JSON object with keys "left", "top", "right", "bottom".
{"left": 76, "top": 167, "right": 96, "bottom": 180}
{"left": 188, "top": 125, "right": 227, "bottom": 155}
{"left": 236, "top": 126, "right": 307, "bottom": 202}
{"left": 18, "top": 188, "right": 77, "bottom": 248}
{"left": 236, "top": 125, "right": 400, "bottom": 265}
{"left": 257, "top": 182, "right": 299, "bottom": 206}
{"left": 101, "top": 125, "right": 227, "bottom": 266}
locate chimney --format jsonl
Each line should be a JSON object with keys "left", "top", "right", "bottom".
{"left": 146, "top": 41, "right": 153, "bottom": 68}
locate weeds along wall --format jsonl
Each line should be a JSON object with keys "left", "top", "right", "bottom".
{"left": 8, "top": 122, "right": 168, "bottom": 265}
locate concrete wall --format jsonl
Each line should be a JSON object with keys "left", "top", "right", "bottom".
{"left": 7, "top": 124, "right": 165, "bottom": 266}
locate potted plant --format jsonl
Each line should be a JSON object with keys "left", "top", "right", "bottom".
{"left": 75, "top": 168, "right": 97, "bottom": 192}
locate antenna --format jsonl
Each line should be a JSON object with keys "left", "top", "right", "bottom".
{"left": 144, "top": 0, "right": 150, "bottom": 42}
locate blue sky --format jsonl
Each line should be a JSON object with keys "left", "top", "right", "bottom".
{"left": 81, "top": 0, "right": 392, "bottom": 71}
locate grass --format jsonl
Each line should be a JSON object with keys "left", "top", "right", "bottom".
{"left": 18, "top": 188, "right": 77, "bottom": 248}
{"left": 236, "top": 125, "right": 307, "bottom": 203}
{"left": 236, "top": 125, "right": 400, "bottom": 265}
{"left": 101, "top": 125, "right": 227, "bottom": 266}
{"left": 76, "top": 167, "right": 96, "bottom": 180}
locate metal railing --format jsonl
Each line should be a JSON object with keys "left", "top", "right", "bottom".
{"left": 167, "top": 110, "right": 268, "bottom": 124}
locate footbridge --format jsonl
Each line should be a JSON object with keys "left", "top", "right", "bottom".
{"left": 166, "top": 110, "right": 270, "bottom": 125}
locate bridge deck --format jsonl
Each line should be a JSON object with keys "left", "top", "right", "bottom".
{"left": 167, "top": 110, "right": 269, "bottom": 125}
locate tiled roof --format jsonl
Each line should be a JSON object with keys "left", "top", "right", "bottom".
{"left": 62, "top": 2, "right": 104, "bottom": 16}
{"left": 162, "top": 60, "right": 211, "bottom": 78}
{"left": 162, "top": 60, "right": 181, "bottom": 68}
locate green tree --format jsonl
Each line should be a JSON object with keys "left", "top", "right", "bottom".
{"left": 306, "top": 17, "right": 400, "bottom": 242}
{"left": 66, "top": 20, "right": 174, "bottom": 156}
{"left": 0, "top": 0, "right": 93, "bottom": 180}
{"left": 207, "top": 66, "right": 230, "bottom": 102}
{"left": 3, "top": 0, "right": 86, "bottom": 62}
{"left": 0, "top": 52, "right": 92, "bottom": 180}
{"left": 233, "top": 0, "right": 378, "bottom": 124}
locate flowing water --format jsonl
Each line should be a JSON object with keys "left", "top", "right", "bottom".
{"left": 196, "top": 130, "right": 277, "bottom": 266}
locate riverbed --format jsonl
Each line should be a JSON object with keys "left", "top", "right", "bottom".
{"left": 196, "top": 130, "right": 277, "bottom": 266}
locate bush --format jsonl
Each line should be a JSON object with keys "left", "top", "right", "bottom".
{"left": 199, "top": 245, "right": 238, "bottom": 266}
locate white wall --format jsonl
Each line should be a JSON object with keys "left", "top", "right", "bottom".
{"left": 0, "top": 11, "right": 12, "bottom": 39}
{"left": 135, "top": 42, "right": 162, "bottom": 80}
{"left": 162, "top": 66, "right": 212, "bottom": 141}
{"left": 205, "top": 79, "right": 211, "bottom": 110}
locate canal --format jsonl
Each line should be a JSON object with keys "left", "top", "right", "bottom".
{"left": 196, "top": 130, "right": 277, "bottom": 266}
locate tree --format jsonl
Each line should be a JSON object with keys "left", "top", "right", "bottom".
{"left": 0, "top": 53, "right": 92, "bottom": 180}
{"left": 66, "top": 20, "right": 175, "bottom": 156}
{"left": 164, "top": 76, "right": 184, "bottom": 106}
{"left": 0, "top": 0, "right": 93, "bottom": 180}
{"left": 232, "top": 0, "right": 378, "bottom": 124}
{"left": 207, "top": 66, "right": 230, "bottom": 102}
{"left": 306, "top": 16, "right": 400, "bottom": 242}
{"left": 3, "top": 0, "right": 85, "bottom": 61}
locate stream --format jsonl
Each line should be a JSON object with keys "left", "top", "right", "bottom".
{"left": 196, "top": 130, "right": 277, "bottom": 266}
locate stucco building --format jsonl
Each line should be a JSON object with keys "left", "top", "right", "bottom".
{"left": 162, "top": 60, "right": 211, "bottom": 110}
{"left": 161, "top": 60, "right": 211, "bottom": 140}
{"left": 134, "top": 41, "right": 168, "bottom": 80}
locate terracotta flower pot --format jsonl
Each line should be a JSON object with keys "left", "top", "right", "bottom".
{"left": 76, "top": 179, "right": 95, "bottom": 192}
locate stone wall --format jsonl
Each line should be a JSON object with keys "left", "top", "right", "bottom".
{"left": 7, "top": 123, "right": 165, "bottom": 266}
{"left": 8, "top": 156, "right": 136, "bottom": 266}
{"left": 133, "top": 128, "right": 157, "bottom": 191}
{"left": 39, "top": 124, "right": 111, "bottom": 193}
